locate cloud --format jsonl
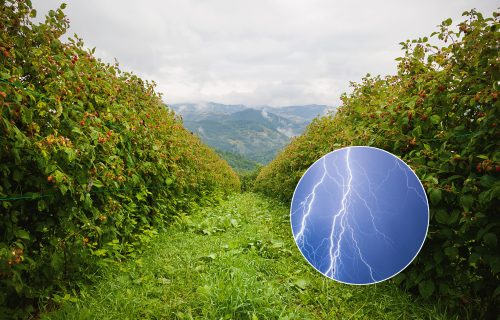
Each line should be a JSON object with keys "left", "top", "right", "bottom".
{"left": 261, "top": 109, "right": 270, "bottom": 120}
{"left": 197, "top": 126, "right": 205, "bottom": 136}
{"left": 277, "top": 127, "right": 296, "bottom": 138}
{"left": 31, "top": 0, "right": 498, "bottom": 106}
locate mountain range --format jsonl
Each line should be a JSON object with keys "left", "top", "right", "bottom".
{"left": 169, "top": 102, "right": 334, "bottom": 166}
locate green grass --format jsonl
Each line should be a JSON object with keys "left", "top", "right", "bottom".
{"left": 41, "top": 193, "right": 456, "bottom": 319}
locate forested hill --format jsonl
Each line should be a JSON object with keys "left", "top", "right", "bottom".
{"left": 170, "top": 102, "right": 333, "bottom": 164}
{"left": 215, "top": 149, "right": 260, "bottom": 173}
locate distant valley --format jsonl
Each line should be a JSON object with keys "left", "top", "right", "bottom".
{"left": 169, "top": 102, "right": 335, "bottom": 168}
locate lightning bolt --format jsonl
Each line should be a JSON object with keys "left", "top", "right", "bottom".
{"left": 291, "top": 148, "right": 404, "bottom": 284}
{"left": 396, "top": 160, "right": 427, "bottom": 204}
{"left": 292, "top": 157, "right": 330, "bottom": 259}
{"left": 325, "top": 147, "right": 352, "bottom": 279}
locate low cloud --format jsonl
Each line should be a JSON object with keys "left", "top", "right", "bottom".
{"left": 277, "top": 127, "right": 296, "bottom": 138}
{"left": 261, "top": 109, "right": 270, "bottom": 120}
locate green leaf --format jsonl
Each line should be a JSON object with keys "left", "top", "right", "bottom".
{"left": 12, "top": 169, "right": 22, "bottom": 183}
{"left": 433, "top": 250, "right": 444, "bottom": 263}
{"left": 37, "top": 200, "right": 47, "bottom": 211}
{"left": 53, "top": 170, "right": 65, "bottom": 183}
{"left": 92, "top": 179, "right": 104, "bottom": 188}
{"left": 487, "top": 256, "right": 500, "bottom": 274}
{"left": 477, "top": 223, "right": 499, "bottom": 240}
{"left": 59, "top": 184, "right": 68, "bottom": 195}
{"left": 429, "top": 188, "right": 442, "bottom": 204}
{"left": 90, "top": 130, "right": 99, "bottom": 141}
{"left": 21, "top": 107, "right": 33, "bottom": 124}
{"left": 196, "top": 285, "right": 211, "bottom": 295}
{"left": 483, "top": 233, "right": 497, "bottom": 247}
{"left": 92, "top": 248, "right": 107, "bottom": 257}
{"left": 430, "top": 115, "right": 441, "bottom": 124}
{"left": 447, "top": 211, "right": 459, "bottom": 225}
{"left": 468, "top": 253, "right": 481, "bottom": 265}
{"left": 230, "top": 219, "right": 239, "bottom": 227}
{"left": 460, "top": 194, "right": 474, "bottom": 211}
{"left": 438, "top": 283, "right": 451, "bottom": 295}
{"left": 444, "top": 246, "right": 458, "bottom": 259}
{"left": 419, "top": 280, "right": 435, "bottom": 299}
{"left": 435, "top": 209, "right": 448, "bottom": 224}
{"left": 443, "top": 18, "right": 452, "bottom": 26}
{"left": 478, "top": 175, "right": 495, "bottom": 188}
{"left": 72, "top": 126, "right": 83, "bottom": 135}
{"left": 293, "top": 278, "right": 309, "bottom": 290}
{"left": 493, "top": 286, "right": 500, "bottom": 298}
{"left": 201, "top": 253, "right": 216, "bottom": 261}
{"left": 15, "top": 229, "right": 30, "bottom": 240}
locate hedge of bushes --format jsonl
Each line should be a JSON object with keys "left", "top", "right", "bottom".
{"left": 0, "top": 1, "right": 239, "bottom": 317}
{"left": 255, "top": 10, "right": 498, "bottom": 318}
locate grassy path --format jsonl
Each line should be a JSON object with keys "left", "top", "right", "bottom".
{"left": 42, "top": 193, "right": 453, "bottom": 319}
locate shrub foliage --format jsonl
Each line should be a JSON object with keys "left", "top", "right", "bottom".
{"left": 255, "top": 10, "right": 499, "bottom": 317}
{"left": 0, "top": 0, "right": 239, "bottom": 316}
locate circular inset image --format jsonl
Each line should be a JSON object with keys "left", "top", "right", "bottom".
{"left": 290, "top": 146, "right": 428, "bottom": 285}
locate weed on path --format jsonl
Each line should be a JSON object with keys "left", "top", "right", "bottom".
{"left": 42, "top": 193, "right": 455, "bottom": 319}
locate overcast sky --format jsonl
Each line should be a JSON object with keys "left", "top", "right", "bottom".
{"left": 31, "top": 1, "right": 497, "bottom": 107}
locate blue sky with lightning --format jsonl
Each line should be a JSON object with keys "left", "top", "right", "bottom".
{"left": 291, "top": 146, "right": 428, "bottom": 284}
